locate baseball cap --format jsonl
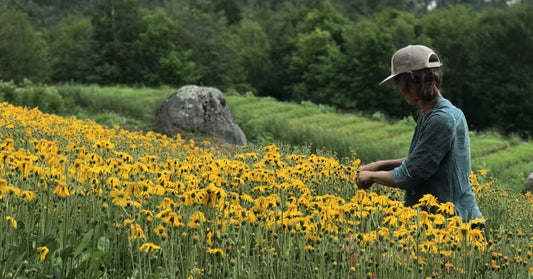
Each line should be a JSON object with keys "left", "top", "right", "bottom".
{"left": 379, "top": 45, "right": 442, "bottom": 86}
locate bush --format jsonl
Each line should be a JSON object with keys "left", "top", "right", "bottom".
{"left": 0, "top": 80, "right": 65, "bottom": 114}
{"left": 0, "top": 81, "right": 17, "bottom": 102}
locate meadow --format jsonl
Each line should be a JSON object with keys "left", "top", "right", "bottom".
{"left": 1, "top": 85, "right": 533, "bottom": 277}
{"left": 18, "top": 82, "right": 528, "bottom": 192}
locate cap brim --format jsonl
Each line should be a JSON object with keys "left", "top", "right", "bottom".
{"left": 379, "top": 74, "right": 397, "bottom": 86}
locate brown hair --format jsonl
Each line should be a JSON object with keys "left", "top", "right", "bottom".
{"left": 395, "top": 54, "right": 443, "bottom": 102}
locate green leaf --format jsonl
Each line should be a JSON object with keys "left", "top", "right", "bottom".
{"left": 74, "top": 229, "right": 94, "bottom": 257}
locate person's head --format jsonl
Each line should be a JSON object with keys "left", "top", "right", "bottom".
{"left": 380, "top": 45, "right": 443, "bottom": 104}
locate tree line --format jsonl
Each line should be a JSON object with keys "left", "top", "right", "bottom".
{"left": 1, "top": 0, "right": 533, "bottom": 137}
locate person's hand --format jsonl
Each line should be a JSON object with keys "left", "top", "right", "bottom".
{"left": 358, "top": 164, "right": 374, "bottom": 172}
{"left": 356, "top": 170, "right": 373, "bottom": 190}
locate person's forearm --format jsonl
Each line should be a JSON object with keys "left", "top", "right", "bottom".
{"left": 370, "top": 170, "right": 398, "bottom": 188}
{"left": 360, "top": 158, "right": 405, "bottom": 172}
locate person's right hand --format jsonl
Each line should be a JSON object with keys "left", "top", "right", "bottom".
{"left": 356, "top": 171, "right": 373, "bottom": 190}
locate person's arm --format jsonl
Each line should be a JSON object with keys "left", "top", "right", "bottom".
{"left": 357, "top": 170, "right": 399, "bottom": 189}
{"left": 359, "top": 158, "right": 405, "bottom": 172}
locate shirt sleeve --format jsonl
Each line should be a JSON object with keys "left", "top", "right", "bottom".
{"left": 393, "top": 113, "right": 454, "bottom": 190}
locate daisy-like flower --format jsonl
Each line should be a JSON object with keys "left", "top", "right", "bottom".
{"left": 207, "top": 248, "right": 224, "bottom": 257}
{"left": 110, "top": 188, "right": 130, "bottom": 207}
{"left": 37, "top": 246, "right": 49, "bottom": 261}
{"left": 415, "top": 194, "right": 439, "bottom": 208}
{"left": 437, "top": 202, "right": 455, "bottom": 216}
{"left": 129, "top": 223, "right": 146, "bottom": 240}
{"left": 139, "top": 242, "right": 161, "bottom": 253}
{"left": 154, "top": 224, "right": 167, "bottom": 239}
{"left": 4, "top": 216, "right": 17, "bottom": 229}
{"left": 188, "top": 211, "right": 207, "bottom": 229}
{"left": 53, "top": 181, "right": 70, "bottom": 198}
{"left": 22, "top": 190, "right": 37, "bottom": 201}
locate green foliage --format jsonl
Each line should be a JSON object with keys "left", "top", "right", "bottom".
{"left": 170, "top": 5, "right": 248, "bottom": 91}
{"left": 288, "top": 29, "right": 345, "bottom": 105}
{"left": 3, "top": 0, "right": 533, "bottom": 136}
{"left": 55, "top": 84, "right": 170, "bottom": 124}
{"left": 340, "top": 15, "right": 401, "bottom": 114}
{"left": 0, "top": 3, "right": 50, "bottom": 83}
{"left": 464, "top": 5, "right": 533, "bottom": 137}
{"left": 90, "top": 0, "right": 146, "bottom": 84}
{"left": 0, "top": 80, "right": 65, "bottom": 114}
{"left": 134, "top": 8, "right": 199, "bottom": 87}
{"left": 231, "top": 19, "right": 273, "bottom": 94}
{"left": 47, "top": 16, "right": 95, "bottom": 83}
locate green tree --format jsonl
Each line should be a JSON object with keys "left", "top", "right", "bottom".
{"left": 171, "top": 5, "right": 247, "bottom": 91}
{"left": 257, "top": 5, "right": 312, "bottom": 99}
{"left": 465, "top": 5, "right": 533, "bottom": 136}
{"left": 232, "top": 19, "right": 272, "bottom": 94}
{"left": 215, "top": 0, "right": 242, "bottom": 25}
{"left": 288, "top": 29, "right": 345, "bottom": 106}
{"left": 133, "top": 8, "right": 199, "bottom": 87}
{"left": 47, "top": 16, "right": 96, "bottom": 83}
{"left": 0, "top": 3, "right": 50, "bottom": 83}
{"left": 90, "top": 0, "right": 146, "bottom": 84}
{"left": 295, "top": 1, "right": 351, "bottom": 45}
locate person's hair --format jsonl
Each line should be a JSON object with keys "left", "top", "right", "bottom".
{"left": 395, "top": 54, "right": 443, "bottom": 102}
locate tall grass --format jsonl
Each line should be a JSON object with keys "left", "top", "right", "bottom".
{"left": 55, "top": 84, "right": 171, "bottom": 125}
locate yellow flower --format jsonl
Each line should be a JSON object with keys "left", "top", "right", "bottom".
{"left": 162, "top": 212, "right": 185, "bottom": 227}
{"left": 437, "top": 202, "right": 455, "bottom": 216}
{"left": 207, "top": 248, "right": 224, "bottom": 257}
{"left": 154, "top": 224, "right": 167, "bottom": 239}
{"left": 415, "top": 194, "right": 439, "bottom": 208}
{"left": 206, "top": 231, "right": 214, "bottom": 246}
{"left": 53, "top": 181, "right": 70, "bottom": 198}
{"left": 188, "top": 211, "right": 207, "bottom": 229}
{"left": 4, "top": 216, "right": 17, "bottom": 229}
{"left": 37, "top": 246, "right": 49, "bottom": 261}
{"left": 110, "top": 188, "right": 130, "bottom": 207}
{"left": 384, "top": 215, "right": 399, "bottom": 227}
{"left": 22, "top": 190, "right": 36, "bottom": 201}
{"left": 139, "top": 242, "right": 161, "bottom": 253}
{"left": 129, "top": 223, "right": 147, "bottom": 240}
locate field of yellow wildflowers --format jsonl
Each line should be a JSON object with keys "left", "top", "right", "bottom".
{"left": 1, "top": 102, "right": 533, "bottom": 278}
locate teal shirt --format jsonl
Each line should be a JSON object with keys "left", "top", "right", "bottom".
{"left": 393, "top": 97, "right": 483, "bottom": 222}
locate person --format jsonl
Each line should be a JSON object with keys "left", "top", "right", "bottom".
{"left": 355, "top": 45, "right": 483, "bottom": 224}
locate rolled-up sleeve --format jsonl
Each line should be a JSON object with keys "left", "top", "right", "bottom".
{"left": 393, "top": 113, "right": 454, "bottom": 191}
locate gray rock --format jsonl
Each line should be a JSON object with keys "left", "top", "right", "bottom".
{"left": 522, "top": 173, "right": 533, "bottom": 194}
{"left": 154, "top": 85, "right": 247, "bottom": 145}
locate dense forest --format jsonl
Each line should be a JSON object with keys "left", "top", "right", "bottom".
{"left": 1, "top": 0, "right": 533, "bottom": 136}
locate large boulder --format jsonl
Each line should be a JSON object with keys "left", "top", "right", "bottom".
{"left": 154, "top": 85, "right": 247, "bottom": 145}
{"left": 522, "top": 173, "right": 533, "bottom": 194}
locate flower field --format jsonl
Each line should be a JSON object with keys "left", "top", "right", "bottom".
{"left": 1, "top": 102, "right": 533, "bottom": 278}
